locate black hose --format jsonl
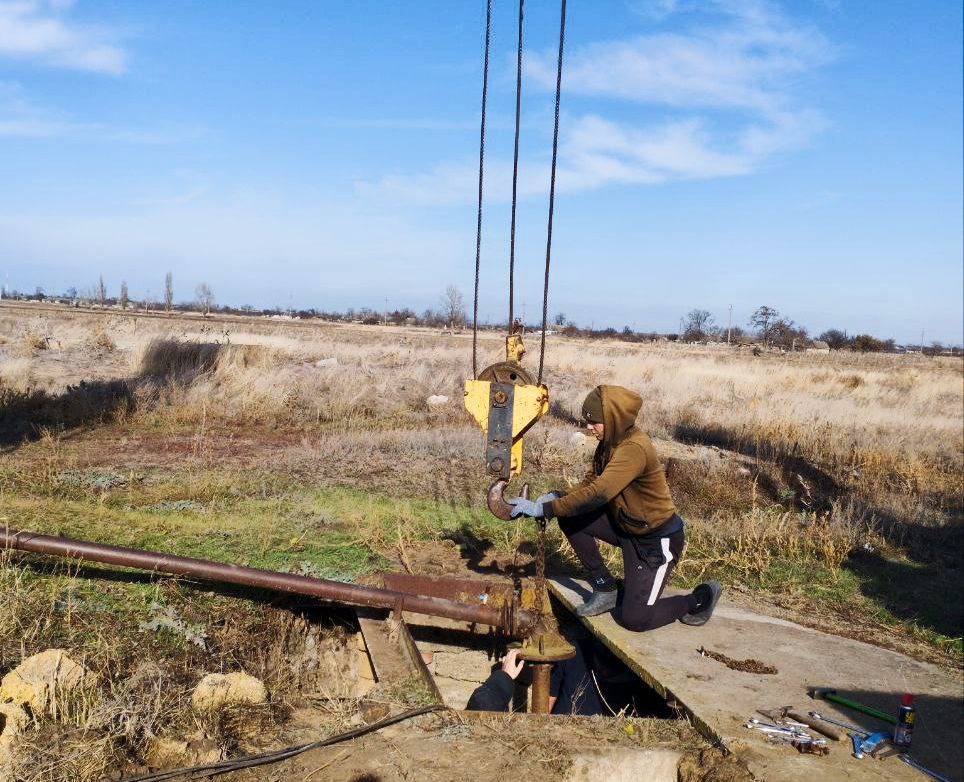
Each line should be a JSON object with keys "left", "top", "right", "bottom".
{"left": 116, "top": 704, "right": 446, "bottom": 781}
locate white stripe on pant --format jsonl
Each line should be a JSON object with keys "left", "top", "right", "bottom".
{"left": 646, "top": 536, "right": 673, "bottom": 606}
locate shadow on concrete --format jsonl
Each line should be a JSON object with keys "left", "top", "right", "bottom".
{"left": 804, "top": 686, "right": 963, "bottom": 780}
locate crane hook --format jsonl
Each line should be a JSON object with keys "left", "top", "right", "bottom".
{"left": 487, "top": 480, "right": 529, "bottom": 521}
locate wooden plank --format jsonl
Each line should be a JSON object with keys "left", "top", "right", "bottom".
{"left": 356, "top": 608, "right": 443, "bottom": 703}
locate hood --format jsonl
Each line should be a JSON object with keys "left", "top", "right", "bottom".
{"left": 599, "top": 385, "right": 641, "bottom": 447}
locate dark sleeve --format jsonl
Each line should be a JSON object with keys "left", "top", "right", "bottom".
{"left": 549, "top": 660, "right": 564, "bottom": 699}
{"left": 465, "top": 670, "right": 515, "bottom": 712}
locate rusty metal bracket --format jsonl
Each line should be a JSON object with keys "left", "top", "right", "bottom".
{"left": 485, "top": 382, "right": 514, "bottom": 478}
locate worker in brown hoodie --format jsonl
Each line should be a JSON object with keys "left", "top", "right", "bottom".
{"left": 509, "top": 385, "right": 721, "bottom": 631}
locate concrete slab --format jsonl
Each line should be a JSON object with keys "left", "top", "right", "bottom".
{"left": 550, "top": 577, "right": 963, "bottom": 782}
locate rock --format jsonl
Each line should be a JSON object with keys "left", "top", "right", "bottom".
{"left": 190, "top": 672, "right": 267, "bottom": 711}
{"left": 146, "top": 736, "right": 223, "bottom": 767}
{"left": 315, "top": 357, "right": 339, "bottom": 368}
{"left": 145, "top": 737, "right": 189, "bottom": 767}
{"left": 426, "top": 394, "right": 449, "bottom": 406}
{"left": 0, "top": 649, "right": 89, "bottom": 716}
{"left": 0, "top": 702, "right": 29, "bottom": 771}
{"left": 566, "top": 748, "right": 680, "bottom": 782}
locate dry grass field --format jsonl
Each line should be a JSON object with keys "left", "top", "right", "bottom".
{"left": 0, "top": 302, "right": 961, "bottom": 779}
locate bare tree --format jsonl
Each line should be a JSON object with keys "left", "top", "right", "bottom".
{"left": 119, "top": 281, "right": 129, "bottom": 310}
{"left": 683, "top": 309, "right": 715, "bottom": 341}
{"left": 554, "top": 311, "right": 567, "bottom": 327}
{"left": 195, "top": 283, "right": 215, "bottom": 316}
{"left": 818, "top": 329, "right": 850, "bottom": 350}
{"left": 750, "top": 305, "right": 779, "bottom": 348}
{"left": 164, "top": 271, "right": 173, "bottom": 312}
{"left": 440, "top": 285, "right": 465, "bottom": 328}
{"left": 97, "top": 275, "right": 106, "bottom": 307}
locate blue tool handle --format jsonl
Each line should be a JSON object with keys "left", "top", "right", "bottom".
{"left": 851, "top": 734, "right": 864, "bottom": 759}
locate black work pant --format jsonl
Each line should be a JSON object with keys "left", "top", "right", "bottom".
{"left": 559, "top": 512, "right": 689, "bottom": 632}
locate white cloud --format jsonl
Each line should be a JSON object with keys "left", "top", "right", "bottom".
{"left": 363, "top": 0, "right": 832, "bottom": 202}
{"left": 0, "top": 0, "right": 127, "bottom": 74}
{"left": 0, "top": 80, "right": 205, "bottom": 142}
{"left": 527, "top": 5, "right": 829, "bottom": 115}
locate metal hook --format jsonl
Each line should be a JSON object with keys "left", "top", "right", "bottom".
{"left": 487, "top": 480, "right": 529, "bottom": 520}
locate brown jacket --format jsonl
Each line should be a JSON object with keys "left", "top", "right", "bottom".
{"left": 544, "top": 385, "right": 676, "bottom": 535}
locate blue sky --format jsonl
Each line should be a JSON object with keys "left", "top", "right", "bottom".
{"left": 1, "top": 0, "right": 961, "bottom": 343}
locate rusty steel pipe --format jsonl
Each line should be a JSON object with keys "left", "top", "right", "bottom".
{"left": 0, "top": 528, "right": 536, "bottom": 635}
{"left": 529, "top": 663, "right": 552, "bottom": 714}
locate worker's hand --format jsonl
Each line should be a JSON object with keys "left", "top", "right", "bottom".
{"left": 535, "top": 491, "right": 561, "bottom": 505}
{"left": 501, "top": 648, "right": 525, "bottom": 680}
{"left": 509, "top": 497, "right": 543, "bottom": 518}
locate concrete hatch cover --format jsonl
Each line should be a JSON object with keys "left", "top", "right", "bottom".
{"left": 549, "top": 577, "right": 963, "bottom": 782}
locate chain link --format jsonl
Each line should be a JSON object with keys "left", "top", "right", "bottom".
{"left": 534, "top": 520, "right": 547, "bottom": 618}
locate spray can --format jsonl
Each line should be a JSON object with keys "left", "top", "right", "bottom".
{"left": 893, "top": 693, "right": 915, "bottom": 749}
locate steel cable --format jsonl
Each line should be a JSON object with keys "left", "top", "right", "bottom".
{"left": 508, "top": 0, "right": 524, "bottom": 328}
{"left": 117, "top": 704, "right": 445, "bottom": 782}
{"left": 471, "top": 0, "right": 493, "bottom": 378}
{"left": 537, "top": 0, "right": 566, "bottom": 386}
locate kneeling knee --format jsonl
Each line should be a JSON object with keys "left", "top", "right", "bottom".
{"left": 617, "top": 607, "right": 658, "bottom": 633}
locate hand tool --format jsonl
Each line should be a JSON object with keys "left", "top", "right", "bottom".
{"left": 860, "top": 732, "right": 889, "bottom": 755}
{"left": 788, "top": 709, "right": 844, "bottom": 741}
{"left": 900, "top": 754, "right": 954, "bottom": 782}
{"left": 760, "top": 706, "right": 844, "bottom": 741}
{"left": 851, "top": 733, "right": 865, "bottom": 759}
{"left": 809, "top": 710, "right": 867, "bottom": 736}
{"left": 810, "top": 688, "right": 897, "bottom": 725}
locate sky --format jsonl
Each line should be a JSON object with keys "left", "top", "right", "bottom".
{"left": 0, "top": 0, "right": 961, "bottom": 344}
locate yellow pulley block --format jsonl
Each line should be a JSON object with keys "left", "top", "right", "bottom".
{"left": 464, "top": 333, "right": 548, "bottom": 482}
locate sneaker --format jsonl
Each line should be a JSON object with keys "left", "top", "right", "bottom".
{"left": 576, "top": 589, "right": 618, "bottom": 617}
{"left": 679, "top": 580, "right": 722, "bottom": 626}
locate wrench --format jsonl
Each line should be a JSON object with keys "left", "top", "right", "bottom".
{"left": 809, "top": 710, "right": 867, "bottom": 736}
{"left": 747, "top": 718, "right": 809, "bottom": 737}
{"left": 900, "top": 755, "right": 955, "bottom": 782}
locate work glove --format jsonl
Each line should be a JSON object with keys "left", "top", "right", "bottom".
{"left": 509, "top": 492, "right": 561, "bottom": 519}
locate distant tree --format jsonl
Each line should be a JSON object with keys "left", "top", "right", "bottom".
{"left": 195, "top": 283, "right": 215, "bottom": 316}
{"left": 440, "top": 285, "right": 466, "bottom": 327}
{"left": 119, "top": 281, "right": 129, "bottom": 310}
{"left": 554, "top": 312, "right": 567, "bottom": 327}
{"left": 818, "top": 328, "right": 850, "bottom": 350}
{"left": 922, "top": 340, "right": 944, "bottom": 357}
{"left": 97, "top": 275, "right": 106, "bottom": 307}
{"left": 852, "top": 334, "right": 885, "bottom": 352}
{"left": 164, "top": 271, "right": 173, "bottom": 312}
{"left": 728, "top": 325, "right": 747, "bottom": 343}
{"left": 34, "top": 286, "right": 45, "bottom": 301}
{"left": 683, "top": 309, "right": 715, "bottom": 342}
{"left": 750, "top": 305, "right": 779, "bottom": 347}
{"left": 770, "top": 319, "right": 808, "bottom": 351}
{"left": 65, "top": 286, "right": 78, "bottom": 300}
